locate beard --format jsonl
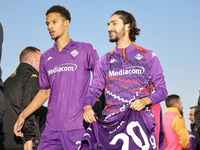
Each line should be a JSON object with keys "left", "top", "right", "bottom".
{"left": 109, "top": 32, "right": 119, "bottom": 43}
{"left": 109, "top": 26, "right": 126, "bottom": 43}
{"left": 52, "top": 35, "right": 59, "bottom": 41}
{"left": 181, "top": 111, "right": 184, "bottom": 117}
{"left": 179, "top": 109, "right": 184, "bottom": 116}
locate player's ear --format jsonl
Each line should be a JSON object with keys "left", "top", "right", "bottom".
{"left": 64, "top": 20, "right": 70, "bottom": 27}
{"left": 125, "top": 23, "right": 130, "bottom": 31}
{"left": 174, "top": 102, "right": 178, "bottom": 108}
{"left": 29, "top": 55, "right": 35, "bottom": 65}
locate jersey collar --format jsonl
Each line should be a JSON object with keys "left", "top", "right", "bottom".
{"left": 114, "top": 42, "right": 136, "bottom": 54}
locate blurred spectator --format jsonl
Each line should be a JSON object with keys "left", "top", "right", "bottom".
{"left": 189, "top": 106, "right": 197, "bottom": 132}
{"left": 0, "top": 22, "right": 5, "bottom": 123}
{"left": 0, "top": 47, "right": 47, "bottom": 150}
{"left": 163, "top": 94, "right": 190, "bottom": 149}
{"left": 194, "top": 91, "right": 200, "bottom": 150}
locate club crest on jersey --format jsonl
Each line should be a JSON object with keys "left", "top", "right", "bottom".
{"left": 71, "top": 49, "right": 79, "bottom": 57}
{"left": 135, "top": 53, "right": 143, "bottom": 61}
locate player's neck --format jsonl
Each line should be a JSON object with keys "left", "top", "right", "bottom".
{"left": 116, "top": 38, "right": 131, "bottom": 49}
{"left": 55, "top": 34, "right": 71, "bottom": 52}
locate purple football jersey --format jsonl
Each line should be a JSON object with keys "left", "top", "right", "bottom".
{"left": 84, "top": 42, "right": 167, "bottom": 117}
{"left": 80, "top": 108, "right": 157, "bottom": 150}
{"left": 39, "top": 40, "right": 99, "bottom": 131}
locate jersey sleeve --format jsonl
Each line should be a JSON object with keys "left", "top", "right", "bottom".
{"left": 172, "top": 115, "right": 190, "bottom": 149}
{"left": 83, "top": 55, "right": 106, "bottom": 107}
{"left": 85, "top": 44, "right": 99, "bottom": 72}
{"left": 39, "top": 55, "right": 50, "bottom": 89}
{"left": 146, "top": 51, "right": 168, "bottom": 105}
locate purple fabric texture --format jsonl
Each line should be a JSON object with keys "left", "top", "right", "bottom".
{"left": 158, "top": 106, "right": 165, "bottom": 150}
{"left": 84, "top": 42, "right": 167, "bottom": 117}
{"left": 183, "top": 130, "right": 197, "bottom": 150}
{"left": 39, "top": 128, "right": 85, "bottom": 150}
{"left": 39, "top": 40, "right": 99, "bottom": 131}
{"left": 80, "top": 108, "right": 157, "bottom": 150}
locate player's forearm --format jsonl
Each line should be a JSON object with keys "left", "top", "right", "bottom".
{"left": 20, "top": 89, "right": 50, "bottom": 120}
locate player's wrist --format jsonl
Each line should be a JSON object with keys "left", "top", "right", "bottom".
{"left": 19, "top": 112, "right": 26, "bottom": 120}
{"left": 83, "top": 105, "right": 92, "bottom": 111}
{"left": 142, "top": 97, "right": 152, "bottom": 106}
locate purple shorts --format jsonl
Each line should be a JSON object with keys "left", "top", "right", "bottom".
{"left": 38, "top": 128, "right": 86, "bottom": 150}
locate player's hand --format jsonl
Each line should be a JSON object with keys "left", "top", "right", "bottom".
{"left": 24, "top": 140, "right": 33, "bottom": 150}
{"left": 14, "top": 114, "right": 25, "bottom": 137}
{"left": 83, "top": 105, "right": 96, "bottom": 123}
{"left": 130, "top": 97, "right": 152, "bottom": 111}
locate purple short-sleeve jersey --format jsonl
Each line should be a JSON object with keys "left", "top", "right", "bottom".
{"left": 39, "top": 40, "right": 99, "bottom": 131}
{"left": 80, "top": 108, "right": 157, "bottom": 150}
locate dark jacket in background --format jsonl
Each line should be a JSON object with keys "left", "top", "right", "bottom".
{"left": 92, "top": 89, "right": 106, "bottom": 120}
{"left": 0, "top": 63, "right": 41, "bottom": 149}
{"left": 193, "top": 92, "right": 200, "bottom": 150}
{"left": 0, "top": 22, "right": 5, "bottom": 123}
{"left": 194, "top": 104, "right": 200, "bottom": 150}
{"left": 83, "top": 90, "right": 106, "bottom": 130}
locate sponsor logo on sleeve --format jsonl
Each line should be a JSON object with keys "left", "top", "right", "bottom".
{"left": 152, "top": 53, "right": 156, "bottom": 57}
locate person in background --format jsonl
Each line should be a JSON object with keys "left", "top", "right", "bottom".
{"left": 0, "top": 46, "right": 46, "bottom": 150}
{"left": 189, "top": 106, "right": 197, "bottom": 132}
{"left": 163, "top": 94, "right": 190, "bottom": 150}
{"left": 182, "top": 106, "right": 198, "bottom": 150}
{"left": 193, "top": 91, "right": 200, "bottom": 150}
{"left": 14, "top": 5, "right": 99, "bottom": 150}
{"left": 0, "top": 22, "right": 5, "bottom": 123}
{"left": 195, "top": 91, "right": 200, "bottom": 130}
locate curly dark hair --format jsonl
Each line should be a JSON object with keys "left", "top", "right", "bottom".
{"left": 46, "top": 5, "right": 71, "bottom": 22}
{"left": 111, "top": 10, "right": 140, "bottom": 42}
